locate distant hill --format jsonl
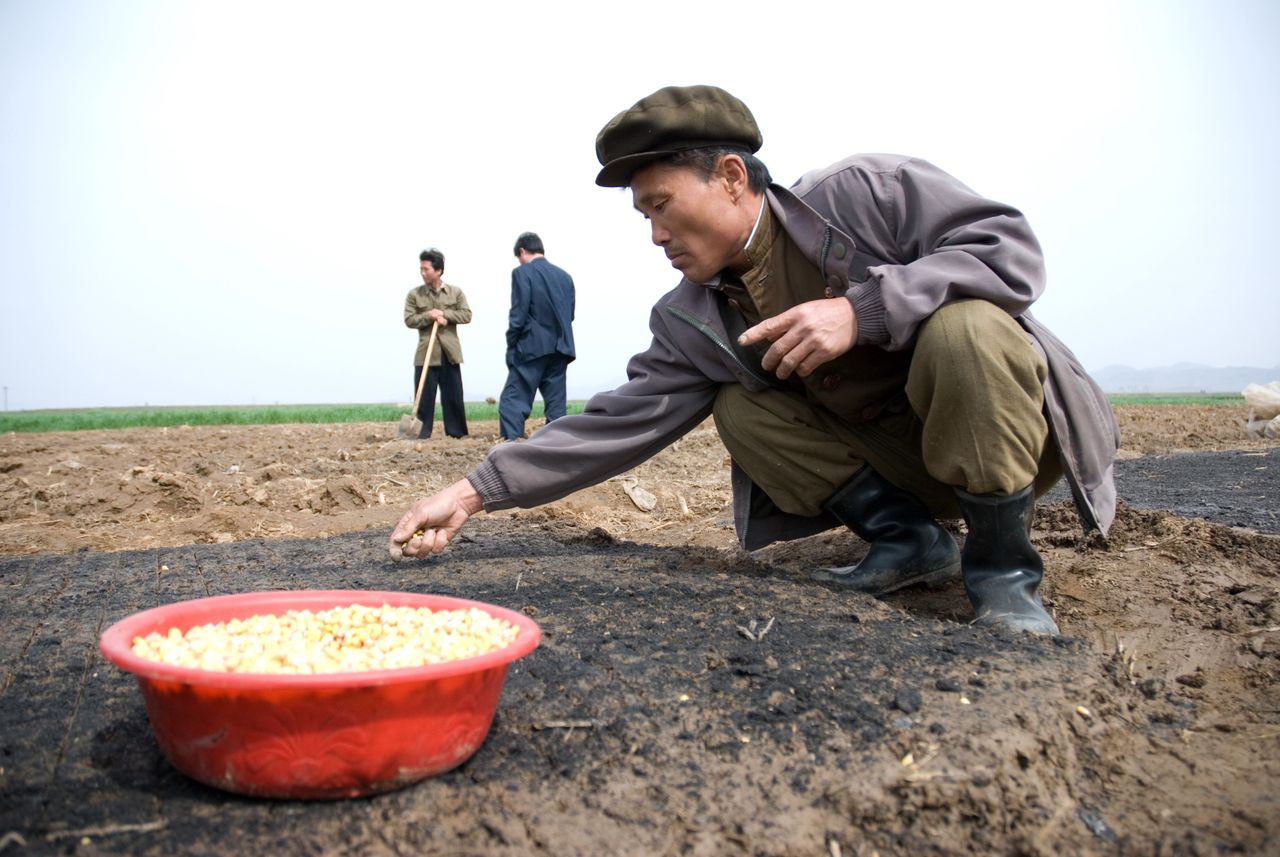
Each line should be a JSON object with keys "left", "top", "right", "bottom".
{"left": 1090, "top": 362, "right": 1279, "bottom": 394}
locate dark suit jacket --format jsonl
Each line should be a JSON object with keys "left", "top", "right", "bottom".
{"left": 506, "top": 256, "right": 576, "bottom": 363}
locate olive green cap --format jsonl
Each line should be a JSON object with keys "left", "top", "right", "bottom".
{"left": 594, "top": 84, "right": 763, "bottom": 187}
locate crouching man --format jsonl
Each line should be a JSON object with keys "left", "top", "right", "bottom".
{"left": 390, "top": 85, "right": 1119, "bottom": 636}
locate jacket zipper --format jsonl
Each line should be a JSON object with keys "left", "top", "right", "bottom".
{"left": 664, "top": 305, "right": 778, "bottom": 388}
{"left": 817, "top": 223, "right": 832, "bottom": 280}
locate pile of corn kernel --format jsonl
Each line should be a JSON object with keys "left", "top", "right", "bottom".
{"left": 129, "top": 603, "right": 520, "bottom": 674}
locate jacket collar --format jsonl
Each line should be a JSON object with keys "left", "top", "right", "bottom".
{"left": 764, "top": 184, "right": 859, "bottom": 295}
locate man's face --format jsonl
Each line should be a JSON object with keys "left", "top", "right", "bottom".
{"left": 420, "top": 260, "right": 442, "bottom": 287}
{"left": 630, "top": 160, "right": 752, "bottom": 284}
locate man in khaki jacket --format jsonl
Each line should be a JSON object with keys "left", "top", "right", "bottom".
{"left": 404, "top": 247, "right": 472, "bottom": 439}
{"left": 390, "top": 86, "right": 1119, "bottom": 637}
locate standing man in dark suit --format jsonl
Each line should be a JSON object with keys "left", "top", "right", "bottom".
{"left": 498, "top": 232, "right": 576, "bottom": 441}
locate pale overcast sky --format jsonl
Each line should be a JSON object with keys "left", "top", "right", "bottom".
{"left": 1, "top": 0, "right": 1277, "bottom": 411}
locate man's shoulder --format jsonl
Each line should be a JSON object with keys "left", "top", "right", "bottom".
{"left": 535, "top": 256, "right": 569, "bottom": 273}
{"left": 788, "top": 153, "right": 925, "bottom": 194}
{"left": 527, "top": 257, "right": 573, "bottom": 282}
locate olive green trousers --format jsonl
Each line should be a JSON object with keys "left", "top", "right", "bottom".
{"left": 713, "top": 300, "right": 1064, "bottom": 519}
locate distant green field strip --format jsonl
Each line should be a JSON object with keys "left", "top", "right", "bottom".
{"left": 0, "top": 394, "right": 1243, "bottom": 434}
{"left": 0, "top": 402, "right": 588, "bottom": 433}
{"left": 1105, "top": 394, "right": 1242, "bottom": 406}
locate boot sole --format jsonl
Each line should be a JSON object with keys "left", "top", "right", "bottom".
{"left": 971, "top": 609, "right": 1060, "bottom": 636}
{"left": 811, "top": 561, "right": 960, "bottom": 597}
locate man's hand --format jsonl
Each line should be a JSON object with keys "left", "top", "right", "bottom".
{"left": 427, "top": 309, "right": 448, "bottom": 327}
{"left": 738, "top": 298, "right": 858, "bottom": 380}
{"left": 388, "top": 478, "right": 484, "bottom": 560}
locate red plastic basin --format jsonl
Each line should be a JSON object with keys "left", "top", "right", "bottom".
{"left": 99, "top": 589, "right": 541, "bottom": 799}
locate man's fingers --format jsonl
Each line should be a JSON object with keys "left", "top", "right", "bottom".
{"left": 391, "top": 510, "right": 420, "bottom": 542}
{"left": 758, "top": 319, "right": 814, "bottom": 377}
{"left": 742, "top": 307, "right": 811, "bottom": 365}
{"left": 389, "top": 519, "right": 453, "bottom": 559}
{"left": 389, "top": 480, "right": 480, "bottom": 561}
{"left": 392, "top": 530, "right": 432, "bottom": 559}
{"left": 738, "top": 315, "right": 783, "bottom": 347}
{"left": 412, "top": 527, "right": 454, "bottom": 556}
{"left": 389, "top": 506, "right": 431, "bottom": 558}
{"left": 741, "top": 300, "right": 856, "bottom": 380}
{"left": 759, "top": 335, "right": 789, "bottom": 373}
{"left": 769, "top": 336, "right": 818, "bottom": 380}
{"left": 794, "top": 347, "right": 829, "bottom": 378}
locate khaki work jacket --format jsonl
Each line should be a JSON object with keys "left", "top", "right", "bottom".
{"left": 404, "top": 282, "right": 472, "bottom": 366}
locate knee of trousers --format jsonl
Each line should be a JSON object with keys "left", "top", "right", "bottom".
{"left": 909, "top": 300, "right": 1050, "bottom": 495}
{"left": 909, "top": 300, "right": 1048, "bottom": 406}
{"left": 712, "top": 383, "right": 798, "bottom": 450}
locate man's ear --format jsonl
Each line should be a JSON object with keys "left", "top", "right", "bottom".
{"left": 717, "top": 154, "right": 749, "bottom": 201}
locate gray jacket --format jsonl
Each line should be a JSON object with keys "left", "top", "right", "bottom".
{"left": 469, "top": 154, "right": 1120, "bottom": 547}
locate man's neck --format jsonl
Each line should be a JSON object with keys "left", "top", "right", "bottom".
{"left": 726, "top": 193, "right": 766, "bottom": 275}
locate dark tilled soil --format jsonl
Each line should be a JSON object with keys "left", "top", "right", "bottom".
{"left": 2, "top": 498, "right": 1278, "bottom": 856}
{"left": 1045, "top": 447, "right": 1280, "bottom": 534}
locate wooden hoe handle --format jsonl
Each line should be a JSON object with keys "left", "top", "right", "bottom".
{"left": 411, "top": 320, "right": 442, "bottom": 415}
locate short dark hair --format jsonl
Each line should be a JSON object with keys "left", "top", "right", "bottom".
{"left": 659, "top": 146, "right": 772, "bottom": 193}
{"left": 418, "top": 247, "right": 445, "bottom": 272}
{"left": 513, "top": 232, "right": 544, "bottom": 257}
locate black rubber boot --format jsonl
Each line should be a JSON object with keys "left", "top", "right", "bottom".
{"left": 811, "top": 467, "right": 960, "bottom": 596}
{"left": 953, "top": 485, "right": 1060, "bottom": 635}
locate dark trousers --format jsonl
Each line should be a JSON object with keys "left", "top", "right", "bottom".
{"left": 413, "top": 354, "right": 468, "bottom": 438}
{"left": 498, "top": 354, "right": 569, "bottom": 440}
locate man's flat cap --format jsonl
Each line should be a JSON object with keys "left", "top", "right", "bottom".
{"left": 594, "top": 85, "right": 762, "bottom": 187}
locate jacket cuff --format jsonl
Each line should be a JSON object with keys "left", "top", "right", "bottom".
{"left": 848, "top": 278, "right": 888, "bottom": 345}
{"left": 467, "top": 460, "right": 517, "bottom": 512}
